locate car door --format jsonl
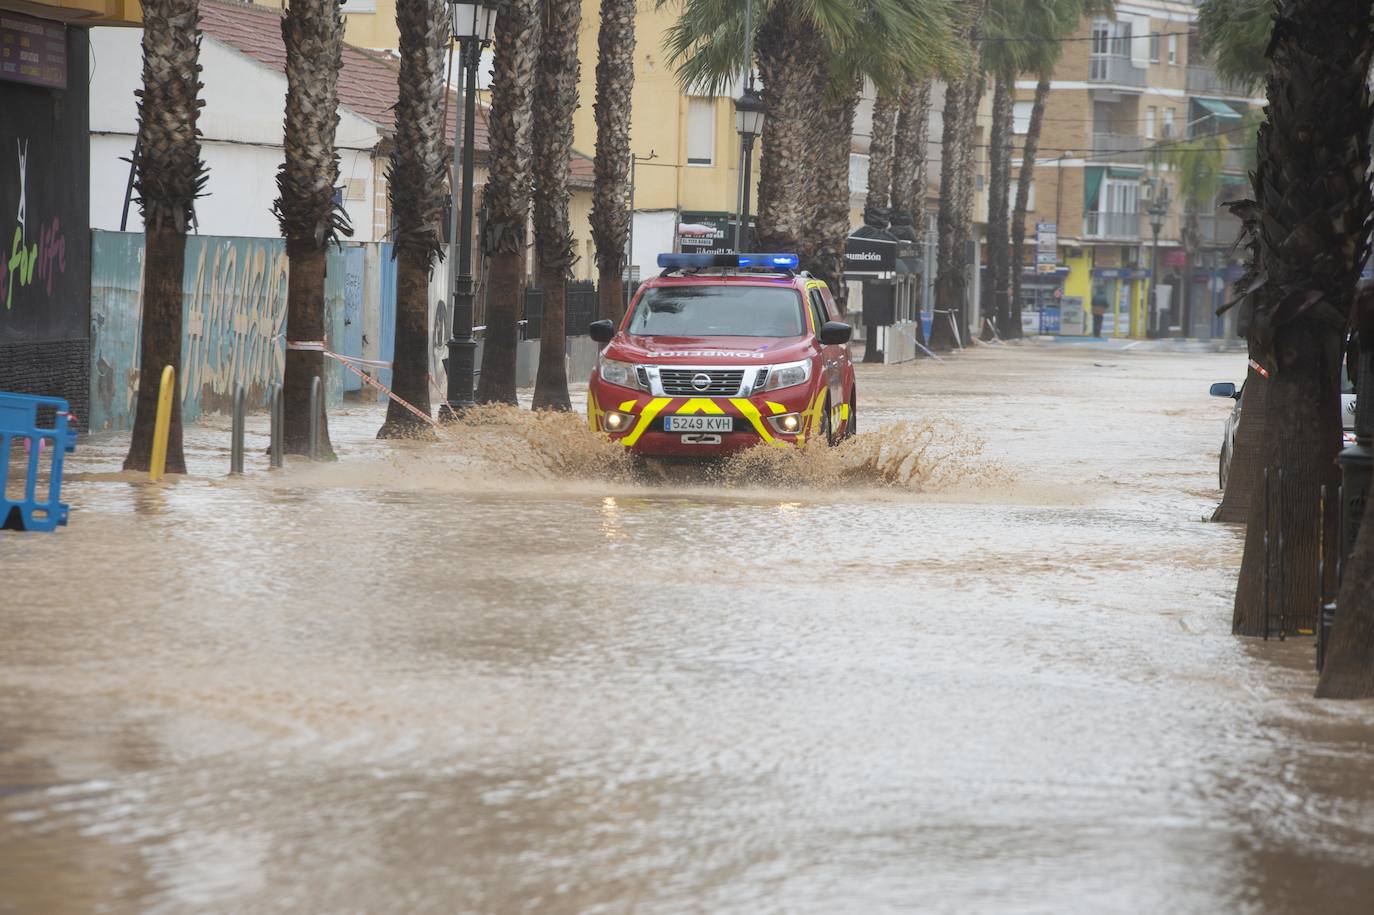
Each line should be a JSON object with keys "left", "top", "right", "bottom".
{"left": 808, "top": 286, "right": 844, "bottom": 422}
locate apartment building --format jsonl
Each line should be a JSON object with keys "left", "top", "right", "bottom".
{"left": 1012, "top": 0, "right": 1262, "bottom": 338}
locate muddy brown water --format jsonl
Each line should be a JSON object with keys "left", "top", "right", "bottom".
{"left": 3, "top": 342, "right": 1373, "bottom": 914}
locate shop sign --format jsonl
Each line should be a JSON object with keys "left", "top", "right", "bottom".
{"left": 1, "top": 13, "right": 65, "bottom": 89}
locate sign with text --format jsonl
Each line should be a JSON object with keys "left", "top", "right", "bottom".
{"left": 1, "top": 13, "right": 66, "bottom": 90}
{"left": 1035, "top": 222, "right": 1057, "bottom": 270}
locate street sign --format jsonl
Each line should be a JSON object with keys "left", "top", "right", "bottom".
{"left": 1036, "top": 263, "right": 1058, "bottom": 274}
{"left": 1036, "top": 222, "right": 1057, "bottom": 250}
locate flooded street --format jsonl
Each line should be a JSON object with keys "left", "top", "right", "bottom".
{"left": 3, "top": 341, "right": 1373, "bottom": 913}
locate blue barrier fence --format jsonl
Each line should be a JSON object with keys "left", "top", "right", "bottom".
{"left": 1, "top": 392, "right": 78, "bottom": 532}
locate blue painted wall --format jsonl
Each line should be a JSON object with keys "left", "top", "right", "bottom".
{"left": 89, "top": 231, "right": 366, "bottom": 432}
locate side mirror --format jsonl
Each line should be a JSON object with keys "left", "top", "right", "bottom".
{"left": 1209, "top": 382, "right": 1238, "bottom": 399}
{"left": 589, "top": 319, "right": 616, "bottom": 344}
{"left": 819, "top": 321, "right": 852, "bottom": 346}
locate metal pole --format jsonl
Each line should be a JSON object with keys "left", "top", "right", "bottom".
{"left": 308, "top": 376, "right": 322, "bottom": 461}
{"left": 740, "top": 134, "right": 755, "bottom": 252}
{"left": 230, "top": 384, "right": 244, "bottom": 475}
{"left": 120, "top": 138, "right": 140, "bottom": 232}
{"left": 627, "top": 154, "right": 636, "bottom": 314}
{"left": 733, "top": 0, "right": 753, "bottom": 252}
{"left": 1149, "top": 223, "right": 1161, "bottom": 338}
{"left": 443, "top": 38, "right": 482, "bottom": 419}
{"left": 270, "top": 384, "right": 284, "bottom": 470}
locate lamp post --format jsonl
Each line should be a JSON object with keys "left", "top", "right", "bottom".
{"left": 1147, "top": 196, "right": 1168, "bottom": 339}
{"left": 441, "top": 1, "right": 498, "bottom": 421}
{"left": 733, "top": 87, "right": 765, "bottom": 252}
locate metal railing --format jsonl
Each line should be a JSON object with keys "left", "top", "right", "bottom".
{"left": 1186, "top": 65, "right": 1255, "bottom": 97}
{"left": 1088, "top": 54, "right": 1147, "bottom": 88}
{"left": 1083, "top": 210, "right": 1141, "bottom": 240}
{"left": 520, "top": 280, "right": 601, "bottom": 340}
{"left": 1091, "top": 132, "right": 1145, "bottom": 163}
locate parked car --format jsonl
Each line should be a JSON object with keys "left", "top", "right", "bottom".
{"left": 1210, "top": 377, "right": 1357, "bottom": 489}
{"left": 586, "top": 253, "right": 856, "bottom": 457}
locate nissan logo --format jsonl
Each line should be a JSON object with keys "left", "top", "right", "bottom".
{"left": 692, "top": 372, "right": 712, "bottom": 391}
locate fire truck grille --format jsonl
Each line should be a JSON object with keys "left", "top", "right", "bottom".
{"left": 658, "top": 369, "right": 746, "bottom": 396}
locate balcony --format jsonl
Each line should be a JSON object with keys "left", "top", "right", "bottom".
{"left": 1084, "top": 210, "right": 1141, "bottom": 241}
{"left": 1091, "top": 132, "right": 1145, "bottom": 164}
{"left": 1186, "top": 65, "right": 1255, "bottom": 98}
{"left": 1188, "top": 212, "right": 1245, "bottom": 247}
{"left": 1089, "top": 54, "right": 1147, "bottom": 89}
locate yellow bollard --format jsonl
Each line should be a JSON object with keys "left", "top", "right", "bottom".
{"left": 149, "top": 364, "right": 175, "bottom": 482}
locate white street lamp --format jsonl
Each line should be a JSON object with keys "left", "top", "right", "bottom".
{"left": 450, "top": 1, "right": 497, "bottom": 42}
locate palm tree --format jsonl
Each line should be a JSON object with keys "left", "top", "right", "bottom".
{"left": 379, "top": 0, "right": 447, "bottom": 438}
{"left": 663, "top": 0, "right": 961, "bottom": 257}
{"left": 531, "top": 0, "right": 582, "bottom": 412}
{"left": 1008, "top": 0, "right": 1113, "bottom": 339}
{"left": 275, "top": 0, "right": 352, "bottom": 455}
{"left": 982, "top": 74, "right": 1013, "bottom": 340}
{"left": 122, "top": 0, "right": 206, "bottom": 474}
{"left": 890, "top": 79, "right": 933, "bottom": 345}
{"left": 475, "top": 0, "right": 541, "bottom": 406}
{"left": 803, "top": 74, "right": 863, "bottom": 302}
{"left": 1197, "top": 0, "right": 1272, "bottom": 90}
{"left": 864, "top": 90, "right": 899, "bottom": 231}
{"left": 1224, "top": 0, "right": 1374, "bottom": 638}
{"left": 590, "top": 0, "right": 636, "bottom": 325}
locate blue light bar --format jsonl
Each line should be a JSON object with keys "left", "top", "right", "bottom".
{"left": 738, "top": 253, "right": 800, "bottom": 269}
{"left": 657, "top": 252, "right": 800, "bottom": 270}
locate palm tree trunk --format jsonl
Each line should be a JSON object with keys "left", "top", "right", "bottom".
{"left": 277, "top": 0, "right": 350, "bottom": 456}
{"left": 891, "top": 80, "right": 932, "bottom": 348}
{"left": 379, "top": 0, "right": 447, "bottom": 437}
{"left": 123, "top": 0, "right": 205, "bottom": 473}
{"left": 476, "top": 0, "right": 541, "bottom": 406}
{"left": 590, "top": 0, "right": 635, "bottom": 325}
{"left": 930, "top": 78, "right": 969, "bottom": 352}
{"left": 1008, "top": 76, "right": 1049, "bottom": 340}
{"left": 1231, "top": 0, "right": 1374, "bottom": 638}
{"left": 531, "top": 0, "right": 582, "bottom": 412}
{"left": 864, "top": 90, "right": 898, "bottom": 230}
{"left": 1318, "top": 304, "right": 1374, "bottom": 696}
{"left": 755, "top": 2, "right": 825, "bottom": 252}
{"left": 1213, "top": 366, "right": 1268, "bottom": 523}
{"left": 803, "top": 77, "right": 861, "bottom": 308}
{"left": 982, "top": 75, "right": 1012, "bottom": 341}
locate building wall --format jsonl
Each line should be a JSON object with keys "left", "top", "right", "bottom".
{"left": 88, "top": 27, "right": 384, "bottom": 240}
{"left": 0, "top": 24, "right": 92, "bottom": 424}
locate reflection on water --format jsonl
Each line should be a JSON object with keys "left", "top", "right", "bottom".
{"left": 3, "top": 344, "right": 1373, "bottom": 913}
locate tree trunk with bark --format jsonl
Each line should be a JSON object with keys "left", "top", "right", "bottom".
{"left": 476, "top": 0, "right": 541, "bottom": 406}
{"left": 864, "top": 90, "right": 898, "bottom": 231}
{"left": 379, "top": 0, "right": 447, "bottom": 437}
{"left": 891, "top": 80, "right": 932, "bottom": 349}
{"left": 276, "top": 0, "right": 350, "bottom": 456}
{"left": 982, "top": 75, "right": 1012, "bottom": 341}
{"left": 123, "top": 0, "right": 205, "bottom": 473}
{"left": 1317, "top": 298, "right": 1374, "bottom": 697}
{"left": 1008, "top": 76, "right": 1049, "bottom": 340}
{"left": 1230, "top": 0, "right": 1374, "bottom": 637}
{"left": 531, "top": 0, "right": 581, "bottom": 412}
{"left": 590, "top": 0, "right": 634, "bottom": 325}
{"left": 754, "top": 2, "right": 825, "bottom": 253}
{"left": 930, "top": 77, "right": 972, "bottom": 352}
{"left": 803, "top": 77, "right": 861, "bottom": 308}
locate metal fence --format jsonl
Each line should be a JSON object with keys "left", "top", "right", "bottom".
{"left": 1083, "top": 210, "right": 1141, "bottom": 240}
{"left": 521, "top": 281, "right": 600, "bottom": 340}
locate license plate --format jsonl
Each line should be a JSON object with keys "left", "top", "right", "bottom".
{"left": 664, "top": 415, "right": 733, "bottom": 433}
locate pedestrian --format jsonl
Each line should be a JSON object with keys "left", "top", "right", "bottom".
{"left": 1091, "top": 291, "right": 1108, "bottom": 338}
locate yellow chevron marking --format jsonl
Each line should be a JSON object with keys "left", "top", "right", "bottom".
{"left": 840, "top": 402, "right": 850, "bottom": 421}
{"left": 621, "top": 398, "right": 671, "bottom": 447}
{"left": 588, "top": 391, "right": 602, "bottom": 432}
{"left": 674, "top": 398, "right": 726, "bottom": 415}
{"left": 731, "top": 398, "right": 780, "bottom": 445}
{"left": 618, "top": 400, "right": 638, "bottom": 413}
{"left": 765, "top": 401, "right": 787, "bottom": 415}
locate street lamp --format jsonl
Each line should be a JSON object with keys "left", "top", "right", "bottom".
{"left": 1147, "top": 195, "right": 1168, "bottom": 339}
{"left": 441, "top": 0, "right": 498, "bottom": 420}
{"left": 732, "top": 86, "right": 765, "bottom": 252}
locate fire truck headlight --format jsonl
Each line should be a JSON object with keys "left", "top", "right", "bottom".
{"left": 767, "top": 412, "right": 803, "bottom": 434}
{"left": 603, "top": 410, "right": 634, "bottom": 433}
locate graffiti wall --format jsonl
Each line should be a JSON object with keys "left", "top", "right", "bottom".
{"left": 90, "top": 231, "right": 365, "bottom": 432}
{"left": 0, "top": 24, "right": 92, "bottom": 421}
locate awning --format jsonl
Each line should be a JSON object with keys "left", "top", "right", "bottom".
{"left": 1196, "top": 97, "right": 1242, "bottom": 120}
{"left": 1084, "top": 166, "right": 1104, "bottom": 211}
{"left": 1108, "top": 166, "right": 1144, "bottom": 179}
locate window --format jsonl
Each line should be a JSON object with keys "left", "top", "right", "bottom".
{"left": 1149, "top": 32, "right": 1160, "bottom": 62}
{"left": 686, "top": 98, "right": 715, "bottom": 166}
{"left": 1013, "top": 101, "right": 1033, "bottom": 134}
{"left": 1008, "top": 181, "right": 1036, "bottom": 215}
{"left": 1090, "top": 19, "right": 1111, "bottom": 56}
{"left": 1145, "top": 107, "right": 1156, "bottom": 139}
{"left": 1163, "top": 108, "right": 1175, "bottom": 138}
{"left": 627, "top": 286, "right": 805, "bottom": 337}
{"left": 808, "top": 290, "right": 829, "bottom": 333}
{"left": 1168, "top": 34, "right": 1178, "bottom": 65}
{"left": 344, "top": 0, "right": 377, "bottom": 11}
